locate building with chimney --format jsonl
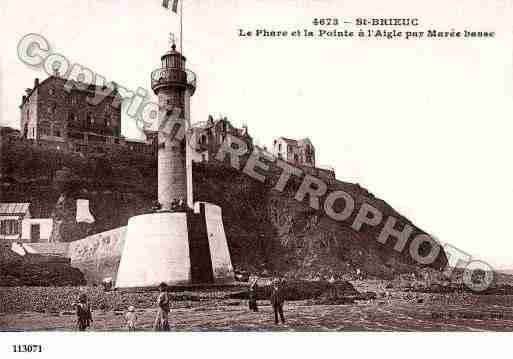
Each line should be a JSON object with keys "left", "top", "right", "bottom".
{"left": 272, "top": 136, "right": 336, "bottom": 184}
{"left": 19, "top": 75, "right": 153, "bottom": 156}
{"left": 188, "top": 115, "right": 253, "bottom": 163}
{"left": 273, "top": 137, "right": 316, "bottom": 167}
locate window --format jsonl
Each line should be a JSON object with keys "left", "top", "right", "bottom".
{"left": 294, "top": 154, "right": 299, "bottom": 162}
{"left": 49, "top": 88, "right": 54, "bottom": 95}
{"left": 0, "top": 220, "right": 20, "bottom": 235}
{"left": 278, "top": 143, "right": 282, "bottom": 151}
{"left": 40, "top": 126, "right": 51, "bottom": 137}
{"left": 54, "top": 129, "right": 61, "bottom": 137}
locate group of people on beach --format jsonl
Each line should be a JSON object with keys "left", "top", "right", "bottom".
{"left": 248, "top": 276, "right": 286, "bottom": 325}
{"left": 74, "top": 277, "right": 287, "bottom": 331}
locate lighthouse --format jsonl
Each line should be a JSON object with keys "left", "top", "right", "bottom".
{"left": 115, "top": 41, "right": 234, "bottom": 288}
{"left": 151, "top": 42, "right": 196, "bottom": 211}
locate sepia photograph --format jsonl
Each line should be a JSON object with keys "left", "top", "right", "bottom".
{"left": 1, "top": 0, "right": 512, "bottom": 357}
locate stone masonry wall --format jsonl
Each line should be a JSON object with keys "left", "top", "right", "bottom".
{"left": 68, "top": 227, "right": 126, "bottom": 284}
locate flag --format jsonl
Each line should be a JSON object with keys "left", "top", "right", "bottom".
{"left": 162, "top": 0, "right": 179, "bottom": 13}
{"left": 172, "top": 0, "right": 179, "bottom": 13}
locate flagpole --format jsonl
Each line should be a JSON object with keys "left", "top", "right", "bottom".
{"left": 180, "top": 0, "right": 183, "bottom": 55}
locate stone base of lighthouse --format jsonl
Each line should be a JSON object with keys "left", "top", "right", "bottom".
{"left": 115, "top": 202, "right": 235, "bottom": 289}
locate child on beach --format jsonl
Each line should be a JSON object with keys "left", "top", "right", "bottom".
{"left": 125, "top": 306, "right": 138, "bottom": 331}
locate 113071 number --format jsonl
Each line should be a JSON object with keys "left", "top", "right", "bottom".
{"left": 12, "top": 345, "right": 43, "bottom": 353}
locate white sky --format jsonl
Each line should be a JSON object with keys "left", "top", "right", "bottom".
{"left": 1, "top": 0, "right": 512, "bottom": 269}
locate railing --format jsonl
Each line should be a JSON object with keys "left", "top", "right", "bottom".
{"left": 151, "top": 68, "right": 196, "bottom": 92}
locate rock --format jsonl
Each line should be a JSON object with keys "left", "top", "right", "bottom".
{"left": 357, "top": 291, "right": 377, "bottom": 301}
{"left": 0, "top": 246, "right": 86, "bottom": 287}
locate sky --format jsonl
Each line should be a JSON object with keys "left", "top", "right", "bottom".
{"left": 1, "top": 0, "right": 512, "bottom": 269}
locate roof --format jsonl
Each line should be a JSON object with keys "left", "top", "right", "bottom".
{"left": 21, "top": 75, "right": 123, "bottom": 108}
{"left": 0, "top": 203, "right": 30, "bottom": 215}
{"left": 279, "top": 137, "right": 298, "bottom": 145}
{"left": 277, "top": 137, "right": 312, "bottom": 147}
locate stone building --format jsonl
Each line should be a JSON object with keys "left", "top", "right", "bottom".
{"left": 273, "top": 137, "right": 316, "bottom": 167}
{"left": 19, "top": 75, "right": 152, "bottom": 156}
{"left": 272, "top": 136, "right": 336, "bottom": 184}
{"left": 188, "top": 115, "right": 253, "bottom": 162}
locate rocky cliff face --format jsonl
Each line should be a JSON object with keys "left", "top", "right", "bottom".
{"left": 193, "top": 163, "right": 447, "bottom": 279}
{"left": 0, "top": 138, "right": 447, "bottom": 279}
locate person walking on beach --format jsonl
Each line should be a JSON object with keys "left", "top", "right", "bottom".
{"left": 154, "top": 282, "right": 171, "bottom": 331}
{"left": 76, "top": 293, "right": 93, "bottom": 331}
{"left": 270, "top": 278, "right": 286, "bottom": 324}
{"left": 248, "top": 276, "right": 259, "bottom": 312}
{"left": 125, "top": 306, "right": 138, "bottom": 331}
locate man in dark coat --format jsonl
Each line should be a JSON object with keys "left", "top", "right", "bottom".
{"left": 76, "top": 293, "right": 93, "bottom": 331}
{"left": 154, "top": 282, "right": 171, "bottom": 331}
{"left": 270, "top": 279, "right": 285, "bottom": 324}
{"left": 248, "top": 276, "right": 259, "bottom": 312}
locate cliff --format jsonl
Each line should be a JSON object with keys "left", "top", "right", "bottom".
{"left": 0, "top": 134, "right": 447, "bottom": 280}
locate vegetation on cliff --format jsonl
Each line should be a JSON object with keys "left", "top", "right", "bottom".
{"left": 1, "top": 134, "right": 447, "bottom": 279}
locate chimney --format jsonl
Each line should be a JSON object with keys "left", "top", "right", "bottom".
{"left": 34, "top": 78, "right": 39, "bottom": 87}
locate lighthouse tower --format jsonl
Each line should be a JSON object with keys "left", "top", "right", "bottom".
{"left": 152, "top": 42, "right": 196, "bottom": 211}
{"left": 115, "top": 41, "right": 234, "bottom": 288}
